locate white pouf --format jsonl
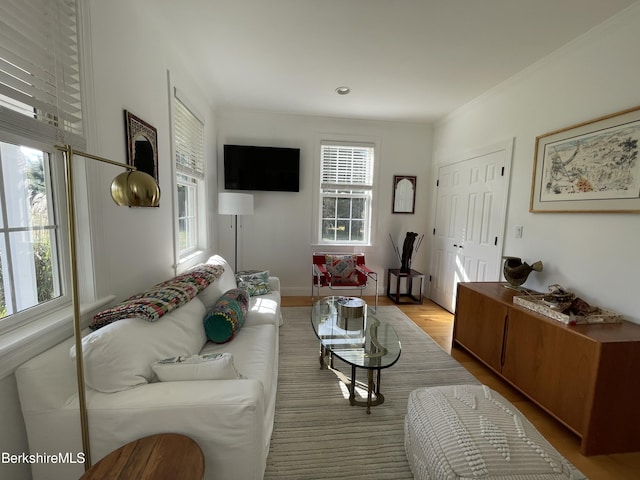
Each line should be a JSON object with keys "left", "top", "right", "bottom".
{"left": 404, "top": 385, "right": 586, "bottom": 479}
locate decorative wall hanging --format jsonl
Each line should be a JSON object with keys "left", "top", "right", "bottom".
{"left": 530, "top": 105, "right": 640, "bottom": 213}
{"left": 392, "top": 175, "right": 416, "bottom": 213}
{"left": 124, "top": 110, "right": 159, "bottom": 192}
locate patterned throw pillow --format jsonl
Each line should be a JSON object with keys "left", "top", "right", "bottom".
{"left": 235, "top": 270, "right": 272, "bottom": 296}
{"left": 325, "top": 255, "right": 358, "bottom": 285}
{"left": 151, "top": 353, "right": 242, "bottom": 381}
{"left": 203, "top": 288, "right": 250, "bottom": 343}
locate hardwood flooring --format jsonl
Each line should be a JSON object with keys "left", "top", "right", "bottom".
{"left": 282, "top": 295, "right": 640, "bottom": 479}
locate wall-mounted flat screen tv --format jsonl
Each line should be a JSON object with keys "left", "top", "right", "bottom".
{"left": 224, "top": 144, "right": 300, "bottom": 192}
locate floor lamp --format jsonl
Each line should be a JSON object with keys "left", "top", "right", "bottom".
{"left": 218, "top": 192, "right": 254, "bottom": 272}
{"left": 55, "top": 144, "right": 160, "bottom": 470}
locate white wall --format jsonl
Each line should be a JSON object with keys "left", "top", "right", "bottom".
{"left": 88, "top": 0, "right": 218, "bottom": 300}
{"left": 216, "top": 109, "right": 432, "bottom": 295}
{"left": 432, "top": 3, "right": 640, "bottom": 323}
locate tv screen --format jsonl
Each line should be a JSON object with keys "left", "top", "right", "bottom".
{"left": 224, "top": 144, "right": 300, "bottom": 192}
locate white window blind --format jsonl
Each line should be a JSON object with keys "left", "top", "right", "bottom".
{"left": 321, "top": 144, "right": 374, "bottom": 187}
{"left": 174, "top": 91, "right": 204, "bottom": 179}
{"left": 0, "top": 0, "right": 83, "bottom": 140}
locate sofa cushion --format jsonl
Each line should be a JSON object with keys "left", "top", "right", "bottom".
{"left": 246, "top": 292, "right": 281, "bottom": 327}
{"left": 204, "top": 288, "right": 249, "bottom": 343}
{"left": 152, "top": 353, "right": 242, "bottom": 381}
{"left": 199, "top": 255, "right": 238, "bottom": 310}
{"left": 71, "top": 296, "right": 207, "bottom": 393}
{"left": 201, "top": 323, "right": 277, "bottom": 406}
{"left": 236, "top": 270, "right": 272, "bottom": 296}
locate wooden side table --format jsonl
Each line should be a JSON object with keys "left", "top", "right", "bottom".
{"left": 386, "top": 268, "right": 424, "bottom": 304}
{"left": 80, "top": 433, "right": 204, "bottom": 480}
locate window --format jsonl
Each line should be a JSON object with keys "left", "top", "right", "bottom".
{"left": 177, "top": 173, "right": 197, "bottom": 252}
{"left": 0, "top": 141, "right": 63, "bottom": 320}
{"left": 173, "top": 89, "right": 205, "bottom": 259}
{"left": 319, "top": 142, "right": 375, "bottom": 244}
{"left": 0, "top": 0, "right": 83, "bottom": 327}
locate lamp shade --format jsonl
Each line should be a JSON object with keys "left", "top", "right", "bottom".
{"left": 111, "top": 170, "right": 161, "bottom": 207}
{"left": 218, "top": 192, "right": 254, "bottom": 215}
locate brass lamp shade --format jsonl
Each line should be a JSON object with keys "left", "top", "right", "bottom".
{"left": 111, "top": 170, "right": 161, "bottom": 207}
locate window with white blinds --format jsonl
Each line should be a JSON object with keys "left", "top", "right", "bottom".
{"left": 0, "top": 0, "right": 83, "bottom": 142}
{"left": 0, "top": 0, "right": 84, "bottom": 328}
{"left": 319, "top": 142, "right": 375, "bottom": 244}
{"left": 173, "top": 89, "right": 205, "bottom": 257}
{"left": 174, "top": 93, "right": 204, "bottom": 179}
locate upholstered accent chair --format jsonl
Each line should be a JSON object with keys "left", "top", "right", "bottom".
{"left": 312, "top": 253, "right": 378, "bottom": 310}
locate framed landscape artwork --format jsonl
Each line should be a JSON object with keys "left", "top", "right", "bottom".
{"left": 530, "top": 105, "right": 640, "bottom": 213}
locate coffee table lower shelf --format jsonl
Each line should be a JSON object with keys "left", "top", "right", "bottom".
{"left": 311, "top": 296, "right": 402, "bottom": 415}
{"left": 319, "top": 346, "right": 384, "bottom": 414}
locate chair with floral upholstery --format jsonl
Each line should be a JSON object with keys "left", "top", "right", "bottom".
{"left": 312, "top": 253, "right": 378, "bottom": 311}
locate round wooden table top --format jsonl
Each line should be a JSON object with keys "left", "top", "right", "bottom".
{"left": 80, "top": 433, "right": 204, "bottom": 480}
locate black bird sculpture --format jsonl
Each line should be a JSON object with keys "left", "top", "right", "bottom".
{"left": 502, "top": 256, "right": 543, "bottom": 287}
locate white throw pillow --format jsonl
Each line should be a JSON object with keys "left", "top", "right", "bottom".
{"left": 198, "top": 255, "right": 238, "bottom": 309}
{"left": 151, "top": 353, "right": 241, "bottom": 381}
{"left": 70, "top": 297, "right": 207, "bottom": 393}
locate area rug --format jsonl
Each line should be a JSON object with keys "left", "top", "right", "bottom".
{"left": 264, "top": 306, "right": 478, "bottom": 479}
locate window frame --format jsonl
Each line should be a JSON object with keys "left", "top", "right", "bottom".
{"left": 176, "top": 172, "right": 198, "bottom": 256}
{"left": 170, "top": 85, "right": 208, "bottom": 264}
{"left": 0, "top": 133, "right": 70, "bottom": 333}
{"left": 314, "top": 137, "right": 379, "bottom": 246}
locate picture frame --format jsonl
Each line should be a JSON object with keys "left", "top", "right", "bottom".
{"left": 392, "top": 175, "right": 417, "bottom": 214}
{"left": 124, "top": 110, "right": 159, "bottom": 186}
{"left": 530, "top": 105, "right": 640, "bottom": 213}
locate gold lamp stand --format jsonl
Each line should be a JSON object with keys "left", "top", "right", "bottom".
{"left": 55, "top": 144, "right": 160, "bottom": 470}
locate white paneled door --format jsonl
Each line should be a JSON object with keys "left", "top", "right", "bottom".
{"left": 430, "top": 142, "right": 512, "bottom": 312}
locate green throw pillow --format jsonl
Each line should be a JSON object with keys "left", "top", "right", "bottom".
{"left": 203, "top": 289, "right": 249, "bottom": 343}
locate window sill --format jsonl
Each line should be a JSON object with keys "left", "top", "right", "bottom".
{"left": 0, "top": 296, "right": 114, "bottom": 380}
{"left": 179, "top": 249, "right": 205, "bottom": 264}
{"left": 176, "top": 249, "right": 212, "bottom": 273}
{"left": 311, "top": 243, "right": 372, "bottom": 248}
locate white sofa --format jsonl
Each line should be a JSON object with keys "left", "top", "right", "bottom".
{"left": 16, "top": 255, "right": 282, "bottom": 480}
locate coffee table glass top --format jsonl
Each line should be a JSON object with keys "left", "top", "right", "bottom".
{"left": 311, "top": 296, "right": 401, "bottom": 370}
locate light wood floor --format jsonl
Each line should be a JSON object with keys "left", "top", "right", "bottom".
{"left": 282, "top": 295, "right": 640, "bottom": 479}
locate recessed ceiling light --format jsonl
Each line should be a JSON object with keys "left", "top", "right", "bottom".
{"left": 335, "top": 86, "right": 351, "bottom": 95}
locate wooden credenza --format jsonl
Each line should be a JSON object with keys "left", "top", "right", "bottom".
{"left": 453, "top": 282, "right": 640, "bottom": 456}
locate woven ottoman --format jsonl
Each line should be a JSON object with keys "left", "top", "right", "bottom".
{"left": 404, "top": 385, "right": 585, "bottom": 479}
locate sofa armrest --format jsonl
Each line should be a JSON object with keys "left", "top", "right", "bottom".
{"left": 87, "top": 379, "right": 267, "bottom": 480}
{"left": 268, "top": 275, "right": 280, "bottom": 292}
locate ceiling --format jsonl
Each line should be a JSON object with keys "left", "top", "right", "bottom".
{"left": 138, "top": 0, "right": 638, "bottom": 124}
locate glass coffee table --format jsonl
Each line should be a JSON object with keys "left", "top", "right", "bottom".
{"left": 311, "top": 296, "right": 401, "bottom": 413}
